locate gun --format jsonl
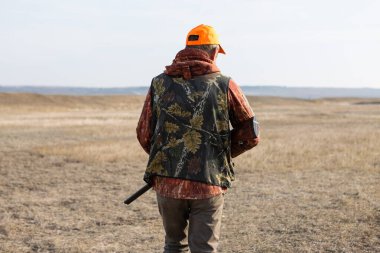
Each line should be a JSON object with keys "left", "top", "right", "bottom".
{"left": 124, "top": 184, "right": 152, "bottom": 205}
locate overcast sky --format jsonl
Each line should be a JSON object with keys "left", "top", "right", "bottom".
{"left": 1, "top": 0, "right": 379, "bottom": 88}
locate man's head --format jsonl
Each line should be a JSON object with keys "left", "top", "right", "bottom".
{"left": 185, "top": 24, "right": 225, "bottom": 61}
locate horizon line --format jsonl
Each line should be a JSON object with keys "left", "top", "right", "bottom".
{"left": 0, "top": 84, "right": 379, "bottom": 90}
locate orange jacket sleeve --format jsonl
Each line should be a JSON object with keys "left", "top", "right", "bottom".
{"left": 228, "top": 79, "right": 260, "bottom": 157}
{"left": 136, "top": 88, "right": 153, "bottom": 154}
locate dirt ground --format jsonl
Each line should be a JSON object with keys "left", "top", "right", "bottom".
{"left": 0, "top": 93, "right": 379, "bottom": 252}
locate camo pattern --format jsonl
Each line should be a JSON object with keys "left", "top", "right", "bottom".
{"left": 144, "top": 72, "right": 234, "bottom": 188}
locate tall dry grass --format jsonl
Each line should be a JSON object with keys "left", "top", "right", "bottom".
{"left": 0, "top": 93, "right": 379, "bottom": 252}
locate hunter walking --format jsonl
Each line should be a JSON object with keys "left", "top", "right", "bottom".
{"left": 137, "top": 24, "right": 260, "bottom": 253}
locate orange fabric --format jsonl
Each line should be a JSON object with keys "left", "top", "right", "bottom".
{"left": 228, "top": 79, "right": 255, "bottom": 127}
{"left": 153, "top": 177, "right": 226, "bottom": 199}
{"left": 136, "top": 89, "right": 152, "bottom": 154}
{"left": 186, "top": 24, "right": 225, "bottom": 54}
{"left": 164, "top": 48, "right": 220, "bottom": 80}
{"left": 230, "top": 120, "right": 260, "bottom": 158}
{"left": 136, "top": 79, "right": 259, "bottom": 199}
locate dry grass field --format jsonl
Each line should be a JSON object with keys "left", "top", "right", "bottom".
{"left": 0, "top": 93, "right": 379, "bottom": 252}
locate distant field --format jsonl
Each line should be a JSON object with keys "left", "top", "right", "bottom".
{"left": 0, "top": 93, "right": 379, "bottom": 252}
{"left": 1, "top": 85, "right": 380, "bottom": 98}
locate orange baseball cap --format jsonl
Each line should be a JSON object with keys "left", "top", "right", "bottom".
{"left": 186, "top": 24, "right": 226, "bottom": 54}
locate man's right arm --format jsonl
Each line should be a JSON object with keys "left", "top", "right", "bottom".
{"left": 136, "top": 88, "right": 153, "bottom": 154}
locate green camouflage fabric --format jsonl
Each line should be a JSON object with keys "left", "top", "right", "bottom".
{"left": 144, "top": 72, "right": 235, "bottom": 188}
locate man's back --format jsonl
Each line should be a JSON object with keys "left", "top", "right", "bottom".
{"left": 136, "top": 24, "right": 259, "bottom": 252}
{"left": 145, "top": 72, "right": 235, "bottom": 188}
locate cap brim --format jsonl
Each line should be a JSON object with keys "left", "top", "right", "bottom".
{"left": 218, "top": 45, "right": 226, "bottom": 54}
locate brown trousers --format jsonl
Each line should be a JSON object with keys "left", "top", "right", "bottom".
{"left": 156, "top": 193, "right": 224, "bottom": 253}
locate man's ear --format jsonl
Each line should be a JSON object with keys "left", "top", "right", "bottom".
{"left": 210, "top": 47, "right": 219, "bottom": 61}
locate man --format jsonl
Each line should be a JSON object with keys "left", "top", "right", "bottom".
{"left": 137, "top": 24, "right": 260, "bottom": 253}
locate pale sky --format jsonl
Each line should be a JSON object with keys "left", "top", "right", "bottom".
{"left": 0, "top": 0, "right": 379, "bottom": 88}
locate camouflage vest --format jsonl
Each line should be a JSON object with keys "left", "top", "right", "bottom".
{"left": 144, "top": 72, "right": 235, "bottom": 188}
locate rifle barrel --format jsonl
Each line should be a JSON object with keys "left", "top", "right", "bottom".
{"left": 124, "top": 184, "right": 152, "bottom": 205}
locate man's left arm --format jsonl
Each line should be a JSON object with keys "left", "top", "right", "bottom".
{"left": 228, "top": 79, "right": 260, "bottom": 158}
